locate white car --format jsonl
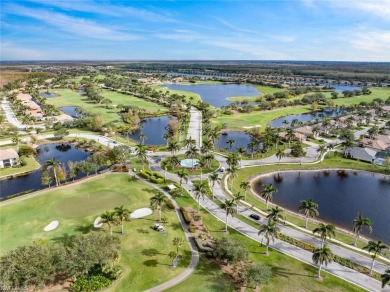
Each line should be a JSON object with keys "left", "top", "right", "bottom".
{"left": 153, "top": 224, "right": 165, "bottom": 231}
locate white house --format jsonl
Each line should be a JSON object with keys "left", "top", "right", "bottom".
{"left": 0, "top": 148, "right": 19, "bottom": 168}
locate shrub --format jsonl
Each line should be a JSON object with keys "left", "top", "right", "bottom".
{"left": 180, "top": 207, "right": 192, "bottom": 224}
{"left": 166, "top": 199, "right": 175, "bottom": 209}
{"left": 138, "top": 171, "right": 150, "bottom": 179}
{"left": 188, "top": 227, "right": 196, "bottom": 233}
{"left": 193, "top": 214, "right": 202, "bottom": 221}
{"left": 71, "top": 275, "right": 112, "bottom": 292}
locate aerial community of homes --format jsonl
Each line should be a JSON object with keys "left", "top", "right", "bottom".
{"left": 16, "top": 93, "right": 44, "bottom": 120}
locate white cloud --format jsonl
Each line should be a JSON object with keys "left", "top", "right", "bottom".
{"left": 212, "top": 17, "right": 259, "bottom": 34}
{"left": 268, "top": 35, "right": 296, "bottom": 42}
{"left": 351, "top": 31, "right": 390, "bottom": 53}
{"left": 0, "top": 41, "right": 44, "bottom": 60}
{"left": 4, "top": 4, "right": 140, "bottom": 41}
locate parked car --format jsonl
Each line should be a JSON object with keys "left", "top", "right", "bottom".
{"left": 249, "top": 213, "right": 261, "bottom": 220}
{"left": 219, "top": 167, "right": 225, "bottom": 172}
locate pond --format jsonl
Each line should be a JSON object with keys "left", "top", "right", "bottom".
{"left": 124, "top": 116, "right": 169, "bottom": 145}
{"left": 268, "top": 108, "right": 347, "bottom": 128}
{"left": 0, "top": 143, "right": 90, "bottom": 200}
{"left": 165, "top": 83, "right": 260, "bottom": 107}
{"left": 253, "top": 170, "right": 390, "bottom": 243}
{"left": 59, "top": 106, "right": 82, "bottom": 118}
{"left": 164, "top": 72, "right": 230, "bottom": 79}
{"left": 323, "top": 84, "right": 361, "bottom": 92}
{"left": 216, "top": 131, "right": 254, "bottom": 153}
{"left": 40, "top": 92, "right": 59, "bottom": 98}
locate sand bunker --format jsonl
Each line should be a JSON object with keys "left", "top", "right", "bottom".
{"left": 130, "top": 208, "right": 153, "bottom": 219}
{"left": 44, "top": 220, "right": 59, "bottom": 232}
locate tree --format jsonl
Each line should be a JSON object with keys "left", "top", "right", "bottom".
{"left": 177, "top": 169, "right": 188, "bottom": 196}
{"left": 114, "top": 205, "right": 130, "bottom": 234}
{"left": 258, "top": 221, "right": 279, "bottom": 256}
{"left": 313, "top": 223, "right": 336, "bottom": 247}
{"left": 185, "top": 145, "right": 199, "bottom": 167}
{"left": 172, "top": 237, "right": 184, "bottom": 257}
{"left": 41, "top": 169, "right": 53, "bottom": 187}
{"left": 226, "top": 138, "right": 236, "bottom": 152}
{"left": 89, "top": 114, "right": 105, "bottom": 131}
{"left": 266, "top": 206, "right": 284, "bottom": 224}
{"left": 45, "top": 158, "right": 61, "bottom": 186}
{"left": 241, "top": 263, "right": 272, "bottom": 290}
{"left": 168, "top": 141, "right": 179, "bottom": 155}
{"left": 100, "top": 211, "right": 117, "bottom": 236}
{"left": 54, "top": 128, "right": 69, "bottom": 139}
{"left": 67, "top": 160, "right": 77, "bottom": 181}
{"left": 261, "top": 183, "right": 277, "bottom": 209}
{"left": 352, "top": 212, "right": 372, "bottom": 246}
{"left": 213, "top": 237, "right": 248, "bottom": 266}
{"left": 382, "top": 269, "right": 390, "bottom": 288}
{"left": 286, "top": 128, "right": 295, "bottom": 148}
{"left": 150, "top": 192, "right": 167, "bottom": 221}
{"left": 136, "top": 145, "right": 147, "bottom": 170}
{"left": 232, "top": 192, "right": 244, "bottom": 212}
{"left": 239, "top": 181, "right": 251, "bottom": 201}
{"left": 363, "top": 241, "right": 388, "bottom": 275}
{"left": 275, "top": 148, "right": 285, "bottom": 164}
{"left": 299, "top": 198, "right": 319, "bottom": 229}
{"left": 209, "top": 172, "right": 220, "bottom": 200}
{"left": 12, "top": 134, "right": 21, "bottom": 153}
{"left": 236, "top": 146, "right": 246, "bottom": 166}
{"left": 316, "top": 145, "right": 327, "bottom": 163}
{"left": 312, "top": 245, "right": 333, "bottom": 280}
{"left": 193, "top": 182, "right": 206, "bottom": 212}
{"left": 227, "top": 165, "right": 237, "bottom": 189}
{"left": 139, "top": 133, "right": 147, "bottom": 145}
{"left": 220, "top": 199, "right": 237, "bottom": 232}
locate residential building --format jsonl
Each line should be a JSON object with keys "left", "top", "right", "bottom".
{"left": 0, "top": 148, "right": 19, "bottom": 168}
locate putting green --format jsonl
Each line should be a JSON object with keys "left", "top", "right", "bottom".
{"left": 56, "top": 190, "right": 127, "bottom": 218}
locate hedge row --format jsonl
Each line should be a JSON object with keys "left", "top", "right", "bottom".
{"left": 138, "top": 170, "right": 164, "bottom": 184}
{"left": 277, "top": 233, "right": 382, "bottom": 280}
{"left": 180, "top": 207, "right": 192, "bottom": 224}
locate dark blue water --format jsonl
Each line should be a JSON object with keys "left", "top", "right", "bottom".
{"left": 59, "top": 106, "right": 82, "bottom": 118}
{"left": 254, "top": 171, "right": 390, "bottom": 243}
{"left": 125, "top": 116, "right": 169, "bottom": 145}
{"left": 324, "top": 84, "right": 361, "bottom": 92}
{"left": 216, "top": 131, "right": 253, "bottom": 153}
{"left": 268, "top": 109, "right": 347, "bottom": 128}
{"left": 0, "top": 143, "right": 90, "bottom": 200}
{"left": 165, "top": 84, "right": 260, "bottom": 107}
{"left": 40, "top": 93, "right": 58, "bottom": 98}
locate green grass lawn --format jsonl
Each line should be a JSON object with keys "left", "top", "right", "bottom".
{"left": 0, "top": 174, "right": 191, "bottom": 291}
{"left": 45, "top": 88, "right": 167, "bottom": 124}
{"left": 212, "top": 106, "right": 312, "bottom": 130}
{"left": 156, "top": 85, "right": 203, "bottom": 104}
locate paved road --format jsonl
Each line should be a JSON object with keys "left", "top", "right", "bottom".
{"left": 186, "top": 107, "right": 202, "bottom": 148}
{"left": 147, "top": 157, "right": 386, "bottom": 291}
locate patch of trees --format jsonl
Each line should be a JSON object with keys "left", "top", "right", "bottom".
{"left": 0, "top": 233, "right": 122, "bottom": 291}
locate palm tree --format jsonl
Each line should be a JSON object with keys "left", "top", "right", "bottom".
{"left": 258, "top": 221, "right": 279, "bottom": 256}
{"left": 236, "top": 146, "right": 246, "bottom": 166}
{"left": 168, "top": 141, "right": 179, "bottom": 155}
{"left": 316, "top": 145, "right": 327, "bottom": 163}
{"left": 12, "top": 134, "right": 21, "bottom": 153}
{"left": 275, "top": 148, "right": 285, "bottom": 165}
{"left": 381, "top": 269, "right": 390, "bottom": 288}
{"left": 327, "top": 143, "right": 335, "bottom": 157}
{"left": 220, "top": 199, "right": 237, "bottom": 232}
{"left": 240, "top": 181, "right": 251, "bottom": 201}
{"left": 363, "top": 240, "right": 388, "bottom": 275}
{"left": 150, "top": 191, "right": 167, "bottom": 221}
{"left": 352, "top": 212, "right": 372, "bottom": 246}
{"left": 209, "top": 172, "right": 220, "bottom": 200}
{"left": 185, "top": 145, "right": 199, "bottom": 167}
{"left": 261, "top": 183, "right": 277, "bottom": 209}
{"left": 114, "top": 205, "right": 130, "bottom": 234}
{"left": 226, "top": 138, "right": 236, "bottom": 152}
{"left": 177, "top": 169, "right": 188, "bottom": 196}
{"left": 298, "top": 198, "right": 319, "bottom": 229}
{"left": 100, "top": 211, "right": 117, "bottom": 236}
{"left": 312, "top": 245, "right": 334, "bottom": 280}
{"left": 197, "top": 158, "right": 206, "bottom": 183}
{"left": 266, "top": 206, "right": 284, "bottom": 224}
{"left": 286, "top": 128, "right": 295, "bottom": 148}
{"left": 45, "top": 158, "right": 61, "bottom": 186}
{"left": 160, "top": 159, "right": 168, "bottom": 181}
{"left": 139, "top": 133, "right": 147, "bottom": 145}
{"left": 193, "top": 182, "right": 206, "bottom": 212}
{"left": 232, "top": 192, "right": 244, "bottom": 212}
{"left": 172, "top": 237, "right": 184, "bottom": 257}
{"left": 227, "top": 166, "right": 237, "bottom": 189}
{"left": 313, "top": 223, "right": 336, "bottom": 247}
{"left": 136, "top": 145, "right": 147, "bottom": 170}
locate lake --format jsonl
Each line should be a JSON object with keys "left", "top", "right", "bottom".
{"left": 40, "top": 93, "right": 59, "bottom": 98}
{"left": 324, "top": 84, "right": 361, "bottom": 92}
{"left": 125, "top": 116, "right": 169, "bottom": 145}
{"left": 268, "top": 108, "right": 346, "bottom": 128}
{"left": 253, "top": 170, "right": 390, "bottom": 243}
{"left": 165, "top": 83, "right": 260, "bottom": 107}
{"left": 59, "top": 106, "right": 82, "bottom": 118}
{"left": 216, "top": 131, "right": 253, "bottom": 153}
{"left": 0, "top": 143, "right": 90, "bottom": 200}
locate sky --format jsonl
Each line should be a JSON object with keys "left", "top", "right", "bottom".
{"left": 1, "top": 0, "right": 390, "bottom": 61}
